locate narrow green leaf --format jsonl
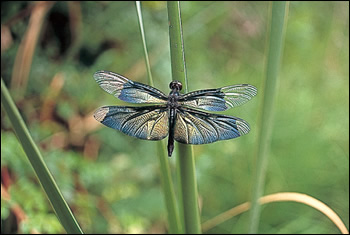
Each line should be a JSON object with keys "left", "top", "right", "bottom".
{"left": 167, "top": 1, "right": 201, "bottom": 234}
{"left": 1, "top": 78, "right": 83, "bottom": 234}
{"left": 135, "top": 1, "right": 154, "bottom": 86}
{"left": 135, "top": 2, "right": 181, "bottom": 233}
{"left": 248, "top": 2, "right": 289, "bottom": 233}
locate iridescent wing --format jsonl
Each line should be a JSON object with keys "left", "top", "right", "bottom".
{"left": 178, "top": 84, "right": 257, "bottom": 111}
{"left": 94, "top": 70, "right": 168, "bottom": 104}
{"left": 94, "top": 106, "right": 169, "bottom": 140}
{"left": 174, "top": 107, "right": 250, "bottom": 145}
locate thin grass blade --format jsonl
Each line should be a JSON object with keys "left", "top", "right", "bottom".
{"left": 1, "top": 78, "right": 83, "bottom": 234}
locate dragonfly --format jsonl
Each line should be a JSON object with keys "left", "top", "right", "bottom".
{"left": 93, "top": 70, "right": 257, "bottom": 157}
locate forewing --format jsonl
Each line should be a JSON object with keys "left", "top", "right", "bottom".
{"left": 174, "top": 107, "right": 250, "bottom": 145}
{"left": 178, "top": 84, "right": 257, "bottom": 111}
{"left": 94, "top": 106, "right": 169, "bottom": 140}
{"left": 94, "top": 70, "right": 168, "bottom": 104}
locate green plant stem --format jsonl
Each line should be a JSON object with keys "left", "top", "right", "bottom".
{"left": 1, "top": 78, "right": 83, "bottom": 234}
{"left": 248, "top": 2, "right": 288, "bottom": 233}
{"left": 167, "top": 1, "right": 201, "bottom": 234}
{"left": 135, "top": 2, "right": 181, "bottom": 233}
{"left": 177, "top": 143, "right": 200, "bottom": 234}
{"left": 135, "top": 1, "right": 154, "bottom": 86}
{"left": 157, "top": 141, "right": 182, "bottom": 233}
{"left": 167, "top": 1, "right": 188, "bottom": 93}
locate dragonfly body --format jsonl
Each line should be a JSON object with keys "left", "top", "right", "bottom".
{"left": 167, "top": 81, "right": 182, "bottom": 156}
{"left": 93, "top": 70, "right": 257, "bottom": 157}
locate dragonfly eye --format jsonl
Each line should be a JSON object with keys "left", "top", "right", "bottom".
{"left": 169, "top": 80, "right": 182, "bottom": 91}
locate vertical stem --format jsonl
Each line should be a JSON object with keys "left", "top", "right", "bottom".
{"left": 177, "top": 143, "right": 200, "bottom": 234}
{"left": 135, "top": 2, "right": 181, "bottom": 233}
{"left": 167, "top": 1, "right": 188, "bottom": 92}
{"left": 167, "top": 1, "right": 201, "bottom": 234}
{"left": 248, "top": 1, "right": 288, "bottom": 233}
{"left": 135, "top": 1, "right": 154, "bottom": 86}
{"left": 157, "top": 142, "right": 182, "bottom": 233}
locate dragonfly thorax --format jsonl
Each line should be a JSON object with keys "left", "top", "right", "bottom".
{"left": 167, "top": 91, "right": 180, "bottom": 108}
{"left": 168, "top": 81, "right": 182, "bottom": 109}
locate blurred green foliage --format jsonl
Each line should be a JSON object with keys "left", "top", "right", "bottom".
{"left": 1, "top": 1, "right": 348, "bottom": 234}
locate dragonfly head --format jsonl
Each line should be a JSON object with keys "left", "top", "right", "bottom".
{"left": 169, "top": 80, "right": 182, "bottom": 91}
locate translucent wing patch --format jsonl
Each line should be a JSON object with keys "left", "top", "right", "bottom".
{"left": 94, "top": 70, "right": 168, "bottom": 104}
{"left": 174, "top": 107, "right": 250, "bottom": 145}
{"left": 178, "top": 84, "right": 257, "bottom": 111}
{"left": 94, "top": 106, "right": 169, "bottom": 140}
